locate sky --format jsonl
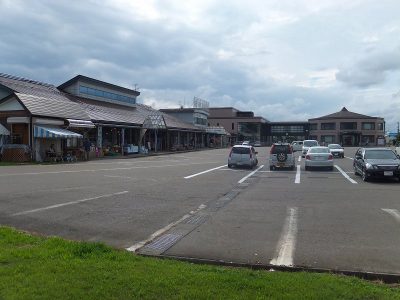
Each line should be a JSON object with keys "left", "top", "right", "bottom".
{"left": 0, "top": 0, "right": 399, "bottom": 131}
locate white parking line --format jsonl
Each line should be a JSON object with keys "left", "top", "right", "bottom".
{"left": 344, "top": 156, "right": 354, "bottom": 160}
{"left": 382, "top": 209, "right": 400, "bottom": 223}
{"left": 295, "top": 165, "right": 301, "bottom": 184}
{"left": 12, "top": 191, "right": 129, "bottom": 216}
{"left": 298, "top": 156, "right": 302, "bottom": 162}
{"left": 238, "top": 165, "right": 264, "bottom": 183}
{"left": 184, "top": 165, "right": 227, "bottom": 179}
{"left": 126, "top": 204, "right": 206, "bottom": 252}
{"left": 270, "top": 207, "right": 298, "bottom": 266}
{"left": 334, "top": 165, "right": 358, "bottom": 184}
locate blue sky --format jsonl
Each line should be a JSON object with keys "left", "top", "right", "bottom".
{"left": 0, "top": 0, "right": 399, "bottom": 130}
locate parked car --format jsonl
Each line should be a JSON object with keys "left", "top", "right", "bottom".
{"left": 228, "top": 145, "right": 258, "bottom": 169}
{"left": 254, "top": 141, "right": 262, "bottom": 147}
{"left": 395, "top": 142, "right": 400, "bottom": 155}
{"left": 353, "top": 148, "right": 400, "bottom": 182}
{"left": 291, "top": 141, "right": 303, "bottom": 152}
{"left": 302, "top": 140, "right": 319, "bottom": 157}
{"left": 269, "top": 143, "right": 295, "bottom": 170}
{"left": 305, "top": 146, "right": 334, "bottom": 171}
{"left": 327, "top": 144, "right": 344, "bottom": 158}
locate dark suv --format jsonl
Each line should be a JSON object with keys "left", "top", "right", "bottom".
{"left": 269, "top": 143, "right": 295, "bottom": 170}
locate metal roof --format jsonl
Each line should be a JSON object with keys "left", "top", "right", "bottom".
{"left": 309, "top": 107, "right": 380, "bottom": 120}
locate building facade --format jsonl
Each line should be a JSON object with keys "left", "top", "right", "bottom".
{"left": 308, "top": 107, "right": 385, "bottom": 146}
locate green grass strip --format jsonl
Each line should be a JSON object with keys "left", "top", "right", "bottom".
{"left": 0, "top": 226, "right": 399, "bottom": 299}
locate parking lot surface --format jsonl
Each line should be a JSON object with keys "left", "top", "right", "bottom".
{"left": 1, "top": 147, "right": 400, "bottom": 275}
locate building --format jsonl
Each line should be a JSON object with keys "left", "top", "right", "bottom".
{"left": 208, "top": 107, "right": 268, "bottom": 145}
{"left": 0, "top": 73, "right": 209, "bottom": 162}
{"left": 267, "top": 121, "right": 310, "bottom": 144}
{"left": 308, "top": 107, "right": 385, "bottom": 146}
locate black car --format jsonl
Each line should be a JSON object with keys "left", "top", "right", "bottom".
{"left": 353, "top": 148, "right": 400, "bottom": 182}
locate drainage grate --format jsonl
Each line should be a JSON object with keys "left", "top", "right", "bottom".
{"left": 145, "top": 233, "right": 182, "bottom": 252}
{"left": 184, "top": 214, "right": 209, "bottom": 225}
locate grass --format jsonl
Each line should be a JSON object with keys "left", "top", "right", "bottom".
{"left": 0, "top": 226, "right": 399, "bottom": 299}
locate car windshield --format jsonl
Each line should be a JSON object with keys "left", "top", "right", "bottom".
{"left": 304, "top": 141, "right": 318, "bottom": 147}
{"left": 231, "top": 147, "right": 250, "bottom": 154}
{"left": 309, "top": 147, "right": 329, "bottom": 153}
{"left": 328, "top": 144, "right": 342, "bottom": 149}
{"left": 364, "top": 150, "right": 397, "bottom": 160}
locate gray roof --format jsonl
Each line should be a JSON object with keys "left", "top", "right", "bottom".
{"left": 309, "top": 107, "right": 379, "bottom": 120}
{"left": 0, "top": 73, "right": 91, "bottom": 121}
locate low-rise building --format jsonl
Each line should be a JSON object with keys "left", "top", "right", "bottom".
{"left": 308, "top": 107, "right": 385, "bottom": 146}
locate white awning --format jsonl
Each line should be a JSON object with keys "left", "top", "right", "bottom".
{"left": 67, "top": 119, "right": 96, "bottom": 128}
{"left": 0, "top": 123, "right": 10, "bottom": 135}
{"left": 34, "top": 126, "right": 83, "bottom": 139}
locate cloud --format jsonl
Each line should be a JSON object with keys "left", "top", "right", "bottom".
{"left": 336, "top": 47, "right": 400, "bottom": 88}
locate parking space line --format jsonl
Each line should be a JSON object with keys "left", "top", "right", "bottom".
{"left": 270, "top": 207, "right": 298, "bottom": 266}
{"left": 334, "top": 165, "right": 358, "bottom": 184}
{"left": 126, "top": 204, "right": 206, "bottom": 252}
{"left": 12, "top": 191, "right": 129, "bottom": 216}
{"left": 238, "top": 165, "right": 264, "bottom": 183}
{"left": 382, "top": 209, "right": 400, "bottom": 223}
{"left": 344, "top": 156, "right": 354, "bottom": 160}
{"left": 184, "top": 165, "right": 227, "bottom": 179}
{"left": 295, "top": 165, "right": 301, "bottom": 184}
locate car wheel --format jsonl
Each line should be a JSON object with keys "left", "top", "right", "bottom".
{"left": 329, "top": 166, "right": 334, "bottom": 171}
{"left": 353, "top": 164, "right": 359, "bottom": 176}
{"left": 361, "top": 168, "right": 369, "bottom": 182}
{"left": 305, "top": 166, "right": 309, "bottom": 171}
{"left": 269, "top": 166, "right": 273, "bottom": 171}
{"left": 228, "top": 164, "right": 232, "bottom": 168}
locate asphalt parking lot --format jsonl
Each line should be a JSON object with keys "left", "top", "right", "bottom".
{"left": 1, "top": 147, "right": 400, "bottom": 276}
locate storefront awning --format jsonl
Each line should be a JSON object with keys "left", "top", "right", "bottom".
{"left": 34, "top": 126, "right": 83, "bottom": 139}
{"left": 67, "top": 119, "right": 96, "bottom": 128}
{"left": 0, "top": 123, "right": 10, "bottom": 135}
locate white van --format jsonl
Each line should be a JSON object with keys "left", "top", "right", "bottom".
{"left": 302, "top": 140, "right": 319, "bottom": 157}
{"left": 291, "top": 141, "right": 303, "bottom": 152}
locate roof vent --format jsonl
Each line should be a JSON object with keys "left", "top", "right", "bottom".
{"left": 341, "top": 107, "right": 348, "bottom": 111}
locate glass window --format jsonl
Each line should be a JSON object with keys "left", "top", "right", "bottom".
{"left": 362, "top": 123, "right": 375, "bottom": 130}
{"left": 310, "top": 123, "right": 318, "bottom": 130}
{"left": 321, "top": 123, "right": 336, "bottom": 130}
{"left": 321, "top": 135, "right": 335, "bottom": 143}
{"left": 232, "top": 123, "right": 234, "bottom": 130}
{"left": 79, "top": 85, "right": 136, "bottom": 104}
{"left": 340, "top": 122, "right": 357, "bottom": 130}
{"left": 377, "top": 123, "right": 384, "bottom": 130}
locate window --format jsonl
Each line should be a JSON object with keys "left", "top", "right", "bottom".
{"left": 377, "top": 123, "right": 384, "bottom": 131}
{"left": 79, "top": 85, "right": 136, "bottom": 104}
{"left": 309, "top": 123, "right": 318, "bottom": 130}
{"left": 321, "top": 135, "right": 335, "bottom": 143}
{"left": 217, "top": 123, "right": 219, "bottom": 126}
{"left": 232, "top": 123, "right": 234, "bottom": 130}
{"left": 321, "top": 123, "right": 335, "bottom": 130}
{"left": 340, "top": 122, "right": 357, "bottom": 130}
{"left": 362, "top": 123, "right": 375, "bottom": 130}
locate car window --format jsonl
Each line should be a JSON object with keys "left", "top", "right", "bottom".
{"left": 328, "top": 144, "right": 342, "bottom": 149}
{"left": 232, "top": 147, "right": 250, "bottom": 154}
{"left": 364, "top": 150, "right": 397, "bottom": 159}
{"left": 309, "top": 147, "right": 329, "bottom": 153}
{"left": 271, "top": 145, "right": 289, "bottom": 154}
{"left": 304, "top": 141, "right": 318, "bottom": 147}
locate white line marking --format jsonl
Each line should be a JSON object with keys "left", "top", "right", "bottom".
{"left": 382, "top": 209, "right": 400, "bottom": 223}
{"left": 270, "top": 207, "right": 298, "bottom": 266}
{"left": 238, "top": 165, "right": 264, "bottom": 183}
{"left": 12, "top": 191, "right": 129, "bottom": 216}
{"left": 295, "top": 165, "right": 301, "bottom": 184}
{"left": 344, "top": 156, "right": 354, "bottom": 160}
{"left": 334, "top": 165, "right": 358, "bottom": 184}
{"left": 126, "top": 204, "right": 207, "bottom": 252}
{"left": 184, "top": 165, "right": 227, "bottom": 179}
{"left": 298, "top": 156, "right": 301, "bottom": 162}
{"left": 0, "top": 161, "right": 222, "bottom": 177}
{"left": 104, "top": 175, "right": 133, "bottom": 179}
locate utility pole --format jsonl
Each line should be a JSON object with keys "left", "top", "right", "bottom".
{"left": 397, "top": 122, "right": 400, "bottom": 141}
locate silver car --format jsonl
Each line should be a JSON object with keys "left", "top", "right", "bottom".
{"left": 305, "top": 146, "right": 334, "bottom": 171}
{"left": 291, "top": 141, "right": 303, "bottom": 152}
{"left": 228, "top": 145, "right": 258, "bottom": 169}
{"left": 302, "top": 140, "right": 319, "bottom": 157}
